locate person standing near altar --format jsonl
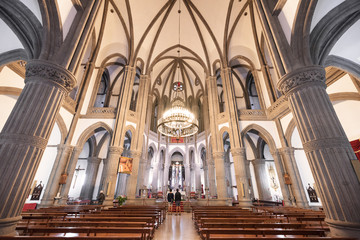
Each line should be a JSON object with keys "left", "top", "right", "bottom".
{"left": 167, "top": 189, "right": 174, "bottom": 215}
{"left": 175, "top": 189, "right": 182, "bottom": 215}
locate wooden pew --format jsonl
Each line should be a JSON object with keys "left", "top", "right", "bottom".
{"left": 0, "top": 236, "right": 142, "bottom": 240}
{"left": 199, "top": 228, "right": 326, "bottom": 240}
{"left": 21, "top": 226, "right": 152, "bottom": 240}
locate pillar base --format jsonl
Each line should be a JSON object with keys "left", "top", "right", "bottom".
{"left": 0, "top": 216, "right": 22, "bottom": 236}
{"left": 38, "top": 198, "right": 56, "bottom": 208}
{"left": 237, "top": 199, "right": 252, "bottom": 208}
{"left": 326, "top": 219, "right": 360, "bottom": 240}
{"left": 195, "top": 198, "right": 232, "bottom": 206}
{"left": 125, "top": 198, "right": 158, "bottom": 205}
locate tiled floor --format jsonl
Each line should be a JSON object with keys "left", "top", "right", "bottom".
{"left": 154, "top": 212, "right": 201, "bottom": 240}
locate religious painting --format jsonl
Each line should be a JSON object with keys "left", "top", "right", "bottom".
{"left": 118, "top": 156, "right": 133, "bottom": 174}
{"left": 307, "top": 183, "right": 319, "bottom": 202}
{"left": 30, "top": 181, "right": 43, "bottom": 200}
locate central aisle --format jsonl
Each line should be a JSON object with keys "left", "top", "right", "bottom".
{"left": 154, "top": 212, "right": 201, "bottom": 240}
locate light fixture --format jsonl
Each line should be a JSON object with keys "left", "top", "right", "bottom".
{"left": 157, "top": 1, "right": 198, "bottom": 139}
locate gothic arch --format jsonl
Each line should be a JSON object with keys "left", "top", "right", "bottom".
{"left": 241, "top": 124, "right": 277, "bottom": 153}
{"left": 55, "top": 114, "right": 67, "bottom": 144}
{"left": 285, "top": 119, "right": 297, "bottom": 148}
{"left": 75, "top": 122, "right": 113, "bottom": 149}
{"left": 168, "top": 147, "right": 185, "bottom": 159}
{"left": 219, "top": 126, "right": 233, "bottom": 151}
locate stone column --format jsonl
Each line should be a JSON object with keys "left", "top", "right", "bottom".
{"left": 80, "top": 157, "right": 101, "bottom": 200}
{"left": 195, "top": 164, "right": 202, "bottom": 197}
{"left": 0, "top": 60, "right": 75, "bottom": 235}
{"left": 279, "top": 147, "right": 308, "bottom": 207}
{"left": 224, "top": 157, "right": 232, "bottom": 198}
{"left": 212, "top": 152, "right": 227, "bottom": 199}
{"left": 277, "top": 66, "right": 360, "bottom": 238}
{"left": 244, "top": 160, "right": 254, "bottom": 200}
{"left": 39, "top": 144, "right": 74, "bottom": 208}
{"left": 272, "top": 150, "right": 291, "bottom": 206}
{"left": 252, "top": 159, "right": 272, "bottom": 200}
{"left": 99, "top": 146, "right": 122, "bottom": 206}
{"left": 231, "top": 148, "right": 252, "bottom": 206}
{"left": 184, "top": 164, "right": 190, "bottom": 195}
{"left": 203, "top": 165, "right": 210, "bottom": 194}
{"left": 163, "top": 162, "right": 170, "bottom": 192}
{"left": 58, "top": 146, "right": 82, "bottom": 205}
{"left": 207, "top": 157, "right": 217, "bottom": 197}
{"left": 126, "top": 150, "right": 142, "bottom": 200}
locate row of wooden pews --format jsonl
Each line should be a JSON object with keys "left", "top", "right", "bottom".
{"left": 0, "top": 204, "right": 166, "bottom": 240}
{"left": 192, "top": 205, "right": 355, "bottom": 240}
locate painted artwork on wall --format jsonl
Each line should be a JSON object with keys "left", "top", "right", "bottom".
{"left": 30, "top": 181, "right": 43, "bottom": 200}
{"left": 118, "top": 156, "right": 133, "bottom": 174}
{"left": 307, "top": 183, "right": 319, "bottom": 202}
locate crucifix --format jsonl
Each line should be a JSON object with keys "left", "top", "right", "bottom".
{"left": 72, "top": 165, "right": 85, "bottom": 189}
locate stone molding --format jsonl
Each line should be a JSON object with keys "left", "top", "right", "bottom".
{"left": 267, "top": 95, "right": 290, "bottom": 120}
{"left": 230, "top": 147, "right": 245, "bottom": 157}
{"left": 25, "top": 60, "right": 76, "bottom": 93}
{"left": 0, "top": 133, "right": 47, "bottom": 149}
{"left": 277, "top": 66, "right": 326, "bottom": 95}
{"left": 238, "top": 109, "right": 267, "bottom": 120}
{"left": 302, "top": 137, "right": 349, "bottom": 153}
{"left": 63, "top": 96, "right": 76, "bottom": 113}
{"left": 85, "top": 107, "right": 116, "bottom": 118}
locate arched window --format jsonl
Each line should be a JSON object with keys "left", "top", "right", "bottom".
{"left": 246, "top": 73, "right": 260, "bottom": 109}
{"left": 94, "top": 69, "right": 110, "bottom": 107}
{"left": 151, "top": 99, "right": 158, "bottom": 132}
{"left": 216, "top": 69, "right": 225, "bottom": 113}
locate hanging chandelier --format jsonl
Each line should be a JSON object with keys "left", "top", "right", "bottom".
{"left": 157, "top": 97, "right": 198, "bottom": 138}
{"left": 157, "top": 1, "right": 198, "bottom": 139}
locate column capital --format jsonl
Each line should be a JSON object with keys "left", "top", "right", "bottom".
{"left": 57, "top": 144, "right": 74, "bottom": 152}
{"left": 25, "top": 60, "right": 76, "bottom": 93}
{"left": 140, "top": 74, "right": 150, "bottom": 81}
{"left": 130, "top": 150, "right": 142, "bottom": 158}
{"left": 252, "top": 158, "right": 266, "bottom": 165}
{"left": 230, "top": 147, "right": 246, "bottom": 157}
{"left": 108, "top": 146, "right": 123, "bottom": 155}
{"left": 278, "top": 147, "right": 295, "bottom": 155}
{"left": 277, "top": 66, "right": 325, "bottom": 95}
{"left": 212, "top": 151, "right": 225, "bottom": 160}
{"left": 88, "top": 156, "right": 102, "bottom": 164}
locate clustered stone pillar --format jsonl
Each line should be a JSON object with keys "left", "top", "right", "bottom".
{"left": 0, "top": 60, "right": 75, "bottom": 235}
{"left": 277, "top": 66, "right": 360, "bottom": 238}
{"left": 252, "top": 159, "right": 272, "bottom": 201}
{"left": 207, "top": 157, "right": 217, "bottom": 197}
{"left": 100, "top": 146, "right": 122, "bottom": 206}
{"left": 212, "top": 152, "right": 228, "bottom": 202}
{"left": 80, "top": 157, "right": 102, "bottom": 200}
{"left": 40, "top": 144, "right": 74, "bottom": 208}
{"left": 279, "top": 147, "right": 308, "bottom": 207}
{"left": 231, "top": 148, "right": 252, "bottom": 206}
{"left": 271, "top": 150, "right": 291, "bottom": 206}
{"left": 126, "top": 150, "right": 142, "bottom": 201}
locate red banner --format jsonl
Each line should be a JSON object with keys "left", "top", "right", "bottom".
{"left": 171, "top": 137, "right": 184, "bottom": 143}
{"left": 350, "top": 139, "right": 360, "bottom": 161}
